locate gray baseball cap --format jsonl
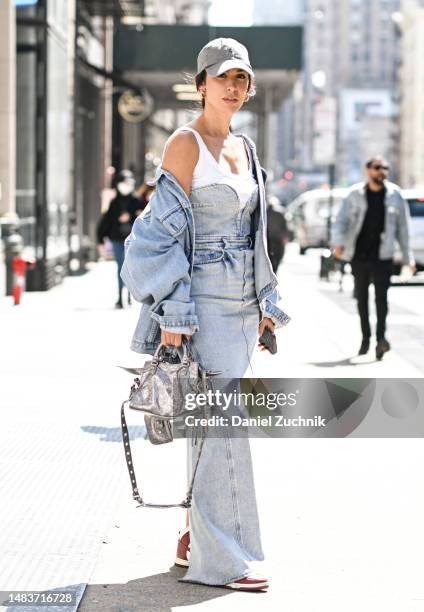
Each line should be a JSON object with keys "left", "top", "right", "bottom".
{"left": 196, "top": 38, "right": 254, "bottom": 78}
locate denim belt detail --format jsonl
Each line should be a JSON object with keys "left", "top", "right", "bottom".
{"left": 194, "top": 236, "right": 253, "bottom": 250}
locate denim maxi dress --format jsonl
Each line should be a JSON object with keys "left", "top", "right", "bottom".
{"left": 121, "top": 131, "right": 291, "bottom": 587}
{"left": 175, "top": 133, "right": 265, "bottom": 587}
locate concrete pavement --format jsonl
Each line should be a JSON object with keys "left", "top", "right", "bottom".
{"left": 249, "top": 245, "right": 424, "bottom": 378}
{"left": 0, "top": 248, "right": 423, "bottom": 611}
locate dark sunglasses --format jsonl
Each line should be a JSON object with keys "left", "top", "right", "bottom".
{"left": 371, "top": 164, "right": 389, "bottom": 171}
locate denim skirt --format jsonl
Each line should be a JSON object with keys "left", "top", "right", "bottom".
{"left": 179, "top": 237, "right": 265, "bottom": 586}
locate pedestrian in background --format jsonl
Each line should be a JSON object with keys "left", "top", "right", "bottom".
{"left": 97, "top": 169, "right": 141, "bottom": 309}
{"left": 266, "top": 195, "right": 289, "bottom": 273}
{"left": 121, "top": 37, "right": 290, "bottom": 592}
{"left": 331, "top": 156, "right": 415, "bottom": 360}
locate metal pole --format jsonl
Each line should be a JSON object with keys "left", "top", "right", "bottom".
{"left": 319, "top": 162, "right": 336, "bottom": 281}
{"left": 327, "top": 162, "right": 335, "bottom": 245}
{"left": 263, "top": 85, "right": 272, "bottom": 170}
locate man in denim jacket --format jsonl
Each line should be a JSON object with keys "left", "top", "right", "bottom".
{"left": 120, "top": 134, "right": 290, "bottom": 355}
{"left": 331, "top": 156, "right": 415, "bottom": 360}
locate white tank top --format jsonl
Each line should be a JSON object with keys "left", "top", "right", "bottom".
{"left": 175, "top": 126, "right": 257, "bottom": 206}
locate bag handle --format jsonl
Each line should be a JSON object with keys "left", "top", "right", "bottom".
{"left": 120, "top": 399, "right": 207, "bottom": 509}
{"left": 151, "top": 339, "right": 190, "bottom": 367}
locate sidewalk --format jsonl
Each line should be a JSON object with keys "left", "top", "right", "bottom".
{"left": 250, "top": 245, "right": 424, "bottom": 378}
{"left": 0, "top": 257, "right": 423, "bottom": 611}
{"left": 0, "top": 262, "right": 145, "bottom": 610}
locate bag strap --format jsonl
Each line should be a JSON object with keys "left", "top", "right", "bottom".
{"left": 120, "top": 399, "right": 207, "bottom": 509}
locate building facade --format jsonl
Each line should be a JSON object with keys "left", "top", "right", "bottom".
{"left": 398, "top": 0, "right": 424, "bottom": 188}
{"left": 0, "top": 1, "right": 16, "bottom": 220}
{"left": 254, "top": 0, "right": 401, "bottom": 191}
{"left": 0, "top": 0, "right": 120, "bottom": 292}
{"left": 2, "top": 0, "right": 301, "bottom": 292}
{"left": 14, "top": 0, "right": 77, "bottom": 289}
{"left": 145, "top": 0, "right": 209, "bottom": 24}
{"left": 253, "top": 0, "right": 304, "bottom": 24}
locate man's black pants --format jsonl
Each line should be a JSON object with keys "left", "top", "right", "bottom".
{"left": 350, "top": 260, "right": 392, "bottom": 341}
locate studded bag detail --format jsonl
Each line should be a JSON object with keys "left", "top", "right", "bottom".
{"left": 120, "top": 339, "right": 221, "bottom": 508}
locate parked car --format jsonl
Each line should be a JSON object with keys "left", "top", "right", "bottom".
{"left": 394, "top": 190, "right": 424, "bottom": 271}
{"left": 286, "top": 187, "right": 424, "bottom": 269}
{"left": 285, "top": 188, "right": 349, "bottom": 254}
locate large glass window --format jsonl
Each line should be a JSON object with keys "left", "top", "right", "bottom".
{"left": 45, "top": 31, "right": 70, "bottom": 259}
{"left": 16, "top": 13, "right": 38, "bottom": 256}
{"left": 43, "top": 0, "right": 72, "bottom": 261}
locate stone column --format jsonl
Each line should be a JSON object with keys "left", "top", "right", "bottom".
{"left": 0, "top": 0, "right": 16, "bottom": 217}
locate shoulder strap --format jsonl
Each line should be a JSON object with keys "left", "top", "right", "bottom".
{"left": 178, "top": 126, "right": 208, "bottom": 154}
{"left": 121, "top": 398, "right": 207, "bottom": 509}
{"left": 238, "top": 134, "right": 254, "bottom": 172}
{"left": 237, "top": 133, "right": 257, "bottom": 155}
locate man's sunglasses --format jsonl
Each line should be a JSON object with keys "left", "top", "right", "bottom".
{"left": 371, "top": 164, "right": 389, "bottom": 171}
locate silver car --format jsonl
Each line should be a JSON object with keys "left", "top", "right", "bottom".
{"left": 285, "top": 188, "right": 349, "bottom": 254}
{"left": 396, "top": 190, "right": 424, "bottom": 269}
{"left": 286, "top": 187, "right": 424, "bottom": 268}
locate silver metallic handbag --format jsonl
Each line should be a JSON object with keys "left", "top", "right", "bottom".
{"left": 120, "top": 339, "right": 221, "bottom": 508}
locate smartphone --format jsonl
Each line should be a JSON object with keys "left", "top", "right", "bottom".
{"left": 258, "top": 327, "right": 277, "bottom": 354}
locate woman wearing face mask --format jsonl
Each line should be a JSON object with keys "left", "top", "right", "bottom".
{"left": 97, "top": 169, "right": 141, "bottom": 308}
{"left": 121, "top": 38, "right": 291, "bottom": 591}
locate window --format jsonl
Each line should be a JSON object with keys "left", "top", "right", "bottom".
{"left": 407, "top": 198, "right": 424, "bottom": 217}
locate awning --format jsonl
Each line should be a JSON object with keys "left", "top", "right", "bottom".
{"left": 114, "top": 25, "right": 303, "bottom": 112}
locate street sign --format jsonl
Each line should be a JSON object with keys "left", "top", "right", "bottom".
{"left": 14, "top": 0, "right": 38, "bottom": 6}
{"left": 313, "top": 96, "right": 337, "bottom": 166}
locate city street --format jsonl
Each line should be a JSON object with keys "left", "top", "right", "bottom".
{"left": 1, "top": 246, "right": 423, "bottom": 611}
{"left": 2, "top": 1, "right": 424, "bottom": 610}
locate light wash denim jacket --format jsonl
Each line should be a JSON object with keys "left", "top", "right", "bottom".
{"left": 331, "top": 180, "right": 415, "bottom": 264}
{"left": 121, "top": 133, "right": 291, "bottom": 354}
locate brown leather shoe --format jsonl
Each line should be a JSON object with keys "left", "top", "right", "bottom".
{"left": 175, "top": 526, "right": 190, "bottom": 567}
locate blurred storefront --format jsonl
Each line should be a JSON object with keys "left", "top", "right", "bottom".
{"left": 74, "top": 1, "right": 113, "bottom": 273}
{"left": 3, "top": 0, "right": 303, "bottom": 292}
{"left": 13, "top": 0, "right": 112, "bottom": 290}
{"left": 16, "top": 0, "right": 75, "bottom": 290}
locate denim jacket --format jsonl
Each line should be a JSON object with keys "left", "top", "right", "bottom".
{"left": 331, "top": 180, "right": 415, "bottom": 264}
{"left": 121, "top": 133, "right": 291, "bottom": 354}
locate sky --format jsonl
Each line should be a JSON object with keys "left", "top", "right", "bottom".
{"left": 208, "top": 0, "right": 254, "bottom": 26}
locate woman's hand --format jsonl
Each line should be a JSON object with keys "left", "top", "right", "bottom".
{"left": 258, "top": 317, "right": 275, "bottom": 352}
{"left": 161, "top": 330, "right": 188, "bottom": 347}
{"left": 118, "top": 212, "right": 131, "bottom": 223}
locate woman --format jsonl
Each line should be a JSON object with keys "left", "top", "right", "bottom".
{"left": 121, "top": 38, "right": 291, "bottom": 591}
{"left": 97, "top": 169, "right": 141, "bottom": 308}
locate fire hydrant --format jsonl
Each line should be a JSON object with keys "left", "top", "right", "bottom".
{"left": 12, "top": 256, "right": 35, "bottom": 305}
